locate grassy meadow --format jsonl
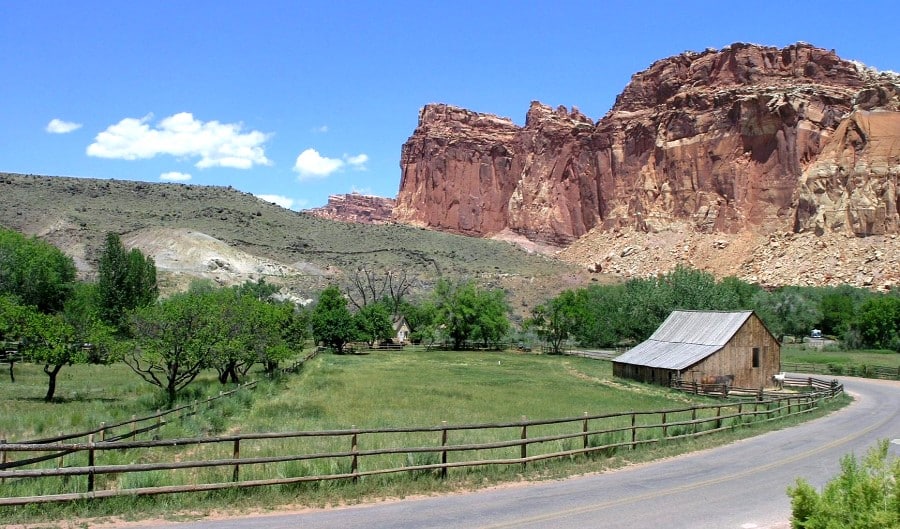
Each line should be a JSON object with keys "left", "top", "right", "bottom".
{"left": 782, "top": 344, "right": 900, "bottom": 369}
{"left": 0, "top": 349, "right": 848, "bottom": 524}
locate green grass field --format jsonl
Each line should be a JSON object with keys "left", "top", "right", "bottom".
{"left": 781, "top": 344, "right": 900, "bottom": 369}
{"left": 0, "top": 349, "right": 848, "bottom": 524}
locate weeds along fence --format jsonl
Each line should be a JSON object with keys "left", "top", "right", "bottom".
{"left": 0, "top": 378, "right": 842, "bottom": 506}
{"left": 782, "top": 361, "right": 900, "bottom": 380}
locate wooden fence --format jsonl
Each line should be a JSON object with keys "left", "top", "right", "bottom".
{"left": 0, "top": 378, "right": 841, "bottom": 506}
{"left": 782, "top": 361, "right": 900, "bottom": 380}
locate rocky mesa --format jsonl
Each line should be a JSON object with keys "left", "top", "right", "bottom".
{"left": 306, "top": 193, "right": 396, "bottom": 224}
{"left": 394, "top": 43, "right": 900, "bottom": 248}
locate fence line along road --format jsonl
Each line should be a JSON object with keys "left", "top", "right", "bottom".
{"left": 0, "top": 377, "right": 842, "bottom": 506}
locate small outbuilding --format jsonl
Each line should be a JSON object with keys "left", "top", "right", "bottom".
{"left": 612, "top": 310, "right": 780, "bottom": 389}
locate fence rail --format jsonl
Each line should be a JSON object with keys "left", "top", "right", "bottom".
{"left": 0, "top": 377, "right": 841, "bottom": 506}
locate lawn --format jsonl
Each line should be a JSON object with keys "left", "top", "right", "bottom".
{"left": 781, "top": 344, "right": 900, "bottom": 369}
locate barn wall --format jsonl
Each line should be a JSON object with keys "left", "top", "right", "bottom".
{"left": 683, "top": 315, "right": 780, "bottom": 388}
{"left": 613, "top": 362, "right": 676, "bottom": 386}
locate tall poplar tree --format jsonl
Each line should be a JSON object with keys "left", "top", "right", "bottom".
{"left": 97, "top": 233, "right": 158, "bottom": 331}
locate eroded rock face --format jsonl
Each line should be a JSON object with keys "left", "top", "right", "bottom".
{"left": 306, "top": 193, "right": 396, "bottom": 224}
{"left": 394, "top": 43, "right": 900, "bottom": 245}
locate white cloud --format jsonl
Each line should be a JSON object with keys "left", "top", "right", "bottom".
{"left": 255, "top": 194, "right": 295, "bottom": 209}
{"left": 312, "top": 125, "right": 329, "bottom": 133}
{"left": 344, "top": 153, "right": 368, "bottom": 168}
{"left": 293, "top": 148, "right": 345, "bottom": 179}
{"left": 160, "top": 171, "right": 192, "bottom": 182}
{"left": 87, "top": 112, "right": 271, "bottom": 169}
{"left": 293, "top": 149, "right": 369, "bottom": 180}
{"left": 46, "top": 118, "right": 82, "bottom": 134}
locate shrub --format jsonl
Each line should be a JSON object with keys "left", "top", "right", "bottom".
{"left": 787, "top": 440, "right": 899, "bottom": 529}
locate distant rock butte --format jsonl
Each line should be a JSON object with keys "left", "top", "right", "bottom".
{"left": 394, "top": 42, "right": 900, "bottom": 246}
{"left": 305, "top": 193, "right": 396, "bottom": 224}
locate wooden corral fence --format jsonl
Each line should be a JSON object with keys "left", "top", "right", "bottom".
{"left": 782, "top": 361, "right": 900, "bottom": 381}
{"left": 672, "top": 375, "right": 843, "bottom": 400}
{"left": 0, "top": 377, "right": 841, "bottom": 506}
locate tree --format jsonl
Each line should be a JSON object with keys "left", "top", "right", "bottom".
{"left": 125, "top": 291, "right": 222, "bottom": 407}
{"left": 311, "top": 285, "right": 356, "bottom": 354}
{"left": 0, "top": 227, "right": 76, "bottom": 313}
{"left": 854, "top": 295, "right": 900, "bottom": 351}
{"left": 354, "top": 301, "right": 394, "bottom": 346}
{"left": 432, "top": 280, "right": 510, "bottom": 349}
{"left": 207, "top": 286, "right": 309, "bottom": 382}
{"left": 752, "top": 287, "right": 822, "bottom": 340}
{"left": 526, "top": 289, "right": 583, "bottom": 354}
{"left": 788, "top": 440, "right": 899, "bottom": 529}
{"left": 344, "top": 268, "right": 412, "bottom": 313}
{"left": 97, "top": 232, "right": 158, "bottom": 331}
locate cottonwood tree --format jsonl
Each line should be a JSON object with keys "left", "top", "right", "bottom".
{"left": 344, "top": 268, "right": 412, "bottom": 313}
{"left": 0, "top": 227, "right": 76, "bottom": 313}
{"left": 354, "top": 301, "right": 394, "bottom": 346}
{"left": 97, "top": 232, "right": 158, "bottom": 332}
{"left": 125, "top": 291, "right": 222, "bottom": 407}
{"left": 311, "top": 285, "right": 356, "bottom": 354}
{"left": 526, "top": 289, "right": 584, "bottom": 354}
{"left": 432, "top": 279, "right": 510, "bottom": 350}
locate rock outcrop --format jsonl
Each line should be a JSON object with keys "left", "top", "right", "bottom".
{"left": 306, "top": 193, "right": 396, "bottom": 224}
{"left": 394, "top": 43, "right": 900, "bottom": 246}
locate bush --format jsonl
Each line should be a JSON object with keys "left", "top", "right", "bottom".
{"left": 787, "top": 440, "right": 899, "bottom": 529}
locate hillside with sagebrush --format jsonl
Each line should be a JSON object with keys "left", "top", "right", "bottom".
{"left": 0, "top": 173, "right": 589, "bottom": 314}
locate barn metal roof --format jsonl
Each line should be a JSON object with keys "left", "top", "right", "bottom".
{"left": 613, "top": 310, "right": 754, "bottom": 370}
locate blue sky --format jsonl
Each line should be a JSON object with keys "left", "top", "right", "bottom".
{"left": 3, "top": 1, "right": 898, "bottom": 210}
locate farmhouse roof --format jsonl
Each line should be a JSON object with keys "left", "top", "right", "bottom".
{"left": 613, "top": 310, "right": 754, "bottom": 370}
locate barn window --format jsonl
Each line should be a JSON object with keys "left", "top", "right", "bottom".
{"left": 752, "top": 347, "right": 760, "bottom": 368}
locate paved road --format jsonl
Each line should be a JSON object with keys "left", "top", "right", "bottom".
{"left": 126, "top": 376, "right": 899, "bottom": 529}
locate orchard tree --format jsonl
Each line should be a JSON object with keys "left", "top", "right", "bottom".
{"left": 311, "top": 285, "right": 356, "bottom": 354}
{"left": 125, "top": 291, "right": 222, "bottom": 407}
{"left": 0, "top": 227, "right": 76, "bottom": 313}
{"left": 97, "top": 232, "right": 158, "bottom": 331}
{"left": 752, "top": 287, "right": 822, "bottom": 340}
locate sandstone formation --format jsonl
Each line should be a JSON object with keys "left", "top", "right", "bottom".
{"left": 394, "top": 43, "right": 900, "bottom": 247}
{"left": 306, "top": 193, "right": 396, "bottom": 224}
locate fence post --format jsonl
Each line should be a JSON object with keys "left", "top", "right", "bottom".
{"left": 0, "top": 437, "right": 6, "bottom": 485}
{"left": 690, "top": 408, "right": 697, "bottom": 435}
{"left": 155, "top": 408, "right": 162, "bottom": 440}
{"left": 99, "top": 422, "right": 106, "bottom": 442}
{"left": 520, "top": 416, "right": 527, "bottom": 469}
{"left": 737, "top": 402, "right": 743, "bottom": 425}
{"left": 232, "top": 437, "right": 241, "bottom": 482}
{"left": 661, "top": 412, "right": 667, "bottom": 439}
{"left": 350, "top": 426, "right": 359, "bottom": 483}
{"left": 631, "top": 413, "right": 637, "bottom": 450}
{"left": 87, "top": 433, "right": 95, "bottom": 492}
{"left": 131, "top": 415, "right": 137, "bottom": 441}
{"left": 440, "top": 421, "right": 448, "bottom": 479}
{"left": 715, "top": 406, "right": 722, "bottom": 429}
{"left": 582, "top": 412, "right": 589, "bottom": 451}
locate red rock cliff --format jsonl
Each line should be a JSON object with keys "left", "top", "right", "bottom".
{"left": 394, "top": 43, "right": 900, "bottom": 245}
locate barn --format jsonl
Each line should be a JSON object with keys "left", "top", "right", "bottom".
{"left": 612, "top": 310, "right": 780, "bottom": 389}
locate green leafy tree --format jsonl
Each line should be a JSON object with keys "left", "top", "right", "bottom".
{"left": 97, "top": 232, "right": 158, "bottom": 331}
{"left": 788, "top": 440, "right": 899, "bottom": 529}
{"left": 398, "top": 299, "right": 438, "bottom": 344}
{"left": 527, "top": 289, "right": 583, "bottom": 354}
{"left": 752, "top": 287, "right": 822, "bottom": 340}
{"left": 311, "top": 285, "right": 356, "bottom": 354}
{"left": 432, "top": 280, "right": 510, "bottom": 349}
{"left": 854, "top": 295, "right": 900, "bottom": 351}
{"left": 0, "top": 227, "right": 76, "bottom": 313}
{"left": 125, "top": 291, "right": 222, "bottom": 407}
{"left": 354, "top": 301, "right": 394, "bottom": 346}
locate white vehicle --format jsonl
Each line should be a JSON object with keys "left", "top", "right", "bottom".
{"left": 810, "top": 329, "right": 823, "bottom": 339}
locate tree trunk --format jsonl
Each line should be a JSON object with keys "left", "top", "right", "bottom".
{"left": 43, "top": 363, "right": 64, "bottom": 402}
